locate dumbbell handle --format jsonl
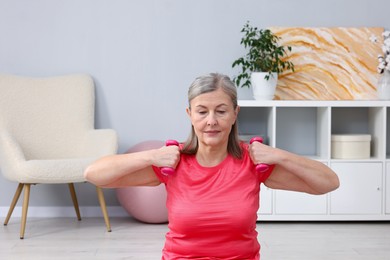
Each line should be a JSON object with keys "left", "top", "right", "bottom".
{"left": 160, "top": 140, "right": 179, "bottom": 176}
{"left": 249, "top": 137, "right": 270, "bottom": 173}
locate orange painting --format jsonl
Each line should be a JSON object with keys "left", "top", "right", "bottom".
{"left": 271, "top": 27, "right": 384, "bottom": 100}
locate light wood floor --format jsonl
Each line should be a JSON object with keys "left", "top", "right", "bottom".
{"left": 0, "top": 217, "right": 389, "bottom": 259}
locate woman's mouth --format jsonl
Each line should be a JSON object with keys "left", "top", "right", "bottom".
{"left": 204, "top": 130, "right": 220, "bottom": 135}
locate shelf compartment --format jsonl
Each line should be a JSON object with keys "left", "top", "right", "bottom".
{"left": 237, "top": 107, "right": 274, "bottom": 145}
{"left": 331, "top": 107, "right": 385, "bottom": 159}
{"left": 275, "top": 107, "right": 329, "bottom": 158}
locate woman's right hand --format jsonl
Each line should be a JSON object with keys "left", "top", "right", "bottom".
{"left": 84, "top": 143, "right": 181, "bottom": 187}
{"left": 152, "top": 144, "right": 181, "bottom": 169}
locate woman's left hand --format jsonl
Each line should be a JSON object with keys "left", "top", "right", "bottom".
{"left": 249, "top": 141, "right": 340, "bottom": 195}
{"left": 248, "top": 140, "right": 275, "bottom": 166}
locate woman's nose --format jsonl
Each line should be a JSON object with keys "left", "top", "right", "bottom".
{"left": 207, "top": 114, "right": 218, "bottom": 126}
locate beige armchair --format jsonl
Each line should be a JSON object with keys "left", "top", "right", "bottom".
{"left": 0, "top": 73, "right": 118, "bottom": 239}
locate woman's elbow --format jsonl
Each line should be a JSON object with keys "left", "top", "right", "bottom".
{"left": 329, "top": 174, "right": 340, "bottom": 192}
{"left": 316, "top": 173, "right": 340, "bottom": 195}
{"left": 83, "top": 164, "right": 101, "bottom": 185}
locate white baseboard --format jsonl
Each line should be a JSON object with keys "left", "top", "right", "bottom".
{"left": 0, "top": 206, "right": 129, "bottom": 218}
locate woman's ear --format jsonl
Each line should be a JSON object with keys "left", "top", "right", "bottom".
{"left": 186, "top": 107, "right": 191, "bottom": 117}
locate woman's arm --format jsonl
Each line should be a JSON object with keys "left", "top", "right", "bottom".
{"left": 84, "top": 145, "right": 180, "bottom": 188}
{"left": 249, "top": 142, "right": 339, "bottom": 195}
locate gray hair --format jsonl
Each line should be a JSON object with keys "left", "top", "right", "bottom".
{"left": 182, "top": 73, "right": 243, "bottom": 158}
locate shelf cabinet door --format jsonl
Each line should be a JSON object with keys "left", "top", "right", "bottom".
{"left": 259, "top": 184, "right": 272, "bottom": 215}
{"left": 387, "top": 163, "right": 390, "bottom": 214}
{"left": 275, "top": 190, "right": 327, "bottom": 214}
{"left": 330, "top": 162, "right": 382, "bottom": 214}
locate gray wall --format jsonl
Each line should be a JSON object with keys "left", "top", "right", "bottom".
{"left": 0, "top": 0, "right": 389, "bottom": 209}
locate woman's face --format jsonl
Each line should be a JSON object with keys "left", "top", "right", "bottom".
{"left": 186, "top": 88, "right": 239, "bottom": 149}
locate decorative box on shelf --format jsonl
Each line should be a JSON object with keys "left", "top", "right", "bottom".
{"left": 331, "top": 134, "right": 371, "bottom": 159}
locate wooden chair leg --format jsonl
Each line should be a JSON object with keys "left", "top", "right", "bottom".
{"left": 68, "top": 183, "right": 81, "bottom": 221}
{"left": 96, "top": 187, "right": 111, "bottom": 232}
{"left": 4, "top": 183, "right": 24, "bottom": 226}
{"left": 20, "top": 184, "right": 31, "bottom": 239}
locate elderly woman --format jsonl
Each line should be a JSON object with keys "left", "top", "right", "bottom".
{"left": 84, "top": 73, "right": 339, "bottom": 260}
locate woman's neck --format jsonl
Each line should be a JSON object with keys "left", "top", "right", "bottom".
{"left": 196, "top": 144, "right": 228, "bottom": 167}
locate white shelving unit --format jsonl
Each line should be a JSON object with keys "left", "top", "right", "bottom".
{"left": 238, "top": 100, "right": 390, "bottom": 221}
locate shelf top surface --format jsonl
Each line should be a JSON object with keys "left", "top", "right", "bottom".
{"left": 238, "top": 100, "right": 390, "bottom": 107}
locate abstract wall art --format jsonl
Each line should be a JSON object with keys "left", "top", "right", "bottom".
{"left": 271, "top": 27, "right": 384, "bottom": 100}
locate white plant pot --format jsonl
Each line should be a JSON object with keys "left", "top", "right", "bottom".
{"left": 251, "top": 72, "right": 278, "bottom": 100}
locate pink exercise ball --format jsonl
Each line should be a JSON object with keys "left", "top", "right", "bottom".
{"left": 116, "top": 140, "right": 168, "bottom": 224}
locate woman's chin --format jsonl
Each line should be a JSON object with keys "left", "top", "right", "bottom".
{"left": 200, "top": 136, "right": 226, "bottom": 147}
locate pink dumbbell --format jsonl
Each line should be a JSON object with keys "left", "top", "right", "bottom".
{"left": 160, "top": 140, "right": 179, "bottom": 176}
{"left": 250, "top": 137, "right": 270, "bottom": 173}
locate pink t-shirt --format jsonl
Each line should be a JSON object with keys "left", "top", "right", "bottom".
{"left": 153, "top": 143, "right": 274, "bottom": 259}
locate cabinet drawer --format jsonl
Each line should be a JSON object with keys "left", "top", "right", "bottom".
{"left": 386, "top": 163, "right": 390, "bottom": 214}
{"left": 275, "top": 190, "right": 327, "bottom": 214}
{"left": 259, "top": 184, "right": 272, "bottom": 215}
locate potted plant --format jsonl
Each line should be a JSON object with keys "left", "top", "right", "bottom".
{"left": 232, "top": 21, "right": 295, "bottom": 100}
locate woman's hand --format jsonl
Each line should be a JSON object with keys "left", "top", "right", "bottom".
{"left": 249, "top": 141, "right": 339, "bottom": 195}
{"left": 152, "top": 145, "right": 181, "bottom": 169}
{"left": 248, "top": 141, "right": 275, "bottom": 165}
{"left": 84, "top": 144, "right": 181, "bottom": 188}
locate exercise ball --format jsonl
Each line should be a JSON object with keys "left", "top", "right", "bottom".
{"left": 116, "top": 140, "right": 168, "bottom": 224}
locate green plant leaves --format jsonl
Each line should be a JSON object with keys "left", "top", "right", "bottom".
{"left": 232, "top": 21, "right": 295, "bottom": 88}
